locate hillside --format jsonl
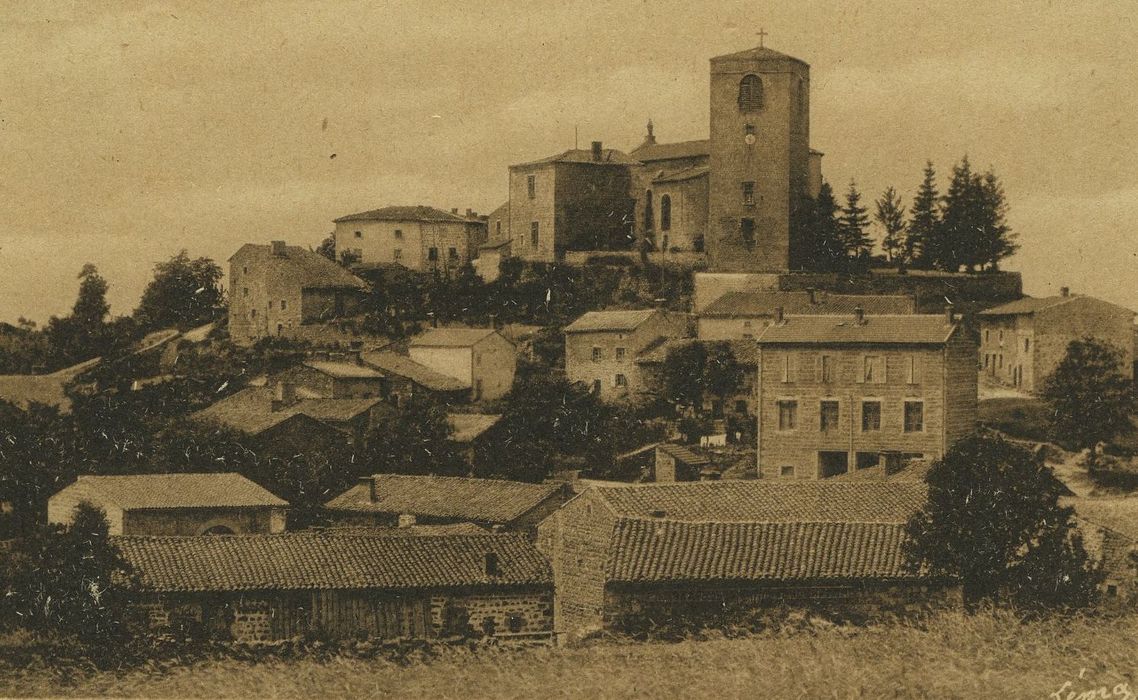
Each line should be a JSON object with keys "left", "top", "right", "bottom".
{"left": 5, "top": 611, "right": 1135, "bottom": 698}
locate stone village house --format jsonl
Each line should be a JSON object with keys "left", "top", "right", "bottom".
{"left": 563, "top": 309, "right": 688, "bottom": 403}
{"left": 332, "top": 205, "right": 488, "bottom": 273}
{"left": 49, "top": 473, "right": 288, "bottom": 536}
{"left": 697, "top": 289, "right": 916, "bottom": 341}
{"left": 228, "top": 242, "right": 368, "bottom": 345}
{"left": 115, "top": 531, "right": 553, "bottom": 644}
{"left": 536, "top": 480, "right": 956, "bottom": 642}
{"left": 753, "top": 309, "right": 977, "bottom": 480}
{"left": 978, "top": 288, "right": 1134, "bottom": 393}
{"left": 408, "top": 328, "right": 517, "bottom": 402}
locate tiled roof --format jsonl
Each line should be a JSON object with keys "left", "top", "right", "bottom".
{"left": 57, "top": 473, "right": 287, "bottom": 510}
{"left": 303, "top": 360, "right": 383, "bottom": 379}
{"left": 115, "top": 532, "right": 550, "bottom": 592}
{"left": 191, "top": 386, "right": 381, "bottom": 435}
{"left": 711, "top": 46, "right": 809, "bottom": 66}
{"left": 447, "top": 413, "right": 503, "bottom": 443}
{"left": 1062, "top": 497, "right": 1138, "bottom": 541}
{"left": 635, "top": 338, "right": 758, "bottom": 366}
{"left": 652, "top": 165, "right": 709, "bottom": 184}
{"left": 333, "top": 205, "right": 471, "bottom": 224}
{"left": 564, "top": 309, "right": 659, "bottom": 333}
{"left": 410, "top": 327, "right": 500, "bottom": 348}
{"left": 512, "top": 148, "right": 640, "bottom": 168}
{"left": 977, "top": 295, "right": 1132, "bottom": 317}
{"left": 630, "top": 139, "right": 710, "bottom": 163}
{"left": 755, "top": 315, "right": 958, "bottom": 346}
{"left": 230, "top": 244, "right": 367, "bottom": 290}
{"left": 608, "top": 520, "right": 914, "bottom": 583}
{"left": 656, "top": 443, "right": 711, "bottom": 466}
{"left": 0, "top": 357, "right": 101, "bottom": 413}
{"left": 592, "top": 481, "right": 925, "bottom": 523}
{"left": 325, "top": 475, "right": 566, "bottom": 525}
{"left": 701, "top": 291, "right": 915, "bottom": 318}
{"left": 359, "top": 351, "right": 469, "bottom": 392}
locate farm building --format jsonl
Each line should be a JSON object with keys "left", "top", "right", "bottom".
{"left": 116, "top": 531, "right": 552, "bottom": 644}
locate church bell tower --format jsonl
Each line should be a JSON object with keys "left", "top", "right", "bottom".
{"left": 707, "top": 44, "right": 811, "bottom": 272}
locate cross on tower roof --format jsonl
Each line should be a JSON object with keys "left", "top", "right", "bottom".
{"left": 757, "top": 27, "right": 769, "bottom": 48}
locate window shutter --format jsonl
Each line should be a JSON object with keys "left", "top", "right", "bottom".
{"left": 815, "top": 355, "right": 823, "bottom": 383}
{"left": 908, "top": 355, "right": 921, "bottom": 384}
{"left": 856, "top": 355, "right": 865, "bottom": 384}
{"left": 877, "top": 356, "right": 887, "bottom": 384}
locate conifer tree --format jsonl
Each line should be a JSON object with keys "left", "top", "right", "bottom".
{"left": 839, "top": 180, "right": 873, "bottom": 260}
{"left": 813, "top": 181, "right": 846, "bottom": 271}
{"left": 977, "top": 169, "right": 1017, "bottom": 270}
{"left": 908, "top": 161, "right": 940, "bottom": 269}
{"left": 939, "top": 156, "right": 982, "bottom": 271}
{"left": 874, "top": 186, "right": 907, "bottom": 265}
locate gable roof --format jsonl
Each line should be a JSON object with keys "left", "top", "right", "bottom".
{"left": 979, "top": 294, "right": 1133, "bottom": 317}
{"left": 358, "top": 351, "right": 469, "bottom": 392}
{"left": 230, "top": 244, "right": 367, "bottom": 291}
{"left": 115, "top": 532, "right": 550, "bottom": 592}
{"left": 656, "top": 443, "right": 711, "bottom": 466}
{"left": 564, "top": 309, "right": 660, "bottom": 334}
{"left": 710, "top": 45, "right": 809, "bottom": 67}
{"left": 592, "top": 480, "right": 925, "bottom": 523}
{"left": 326, "top": 475, "right": 567, "bottom": 525}
{"left": 755, "top": 315, "right": 958, "bottom": 346}
{"left": 512, "top": 148, "right": 640, "bottom": 168}
{"left": 56, "top": 473, "right": 286, "bottom": 510}
{"left": 652, "top": 165, "right": 710, "bottom": 184}
{"left": 630, "top": 139, "right": 710, "bottom": 163}
{"left": 410, "top": 327, "right": 501, "bottom": 348}
{"left": 701, "top": 291, "right": 916, "bottom": 319}
{"left": 333, "top": 205, "right": 472, "bottom": 224}
{"left": 191, "top": 386, "right": 382, "bottom": 435}
{"left": 447, "top": 413, "right": 503, "bottom": 443}
{"left": 303, "top": 360, "right": 384, "bottom": 379}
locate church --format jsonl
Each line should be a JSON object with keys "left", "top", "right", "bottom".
{"left": 488, "top": 44, "right": 824, "bottom": 273}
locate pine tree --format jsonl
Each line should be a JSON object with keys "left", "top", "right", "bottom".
{"left": 839, "top": 180, "right": 873, "bottom": 260}
{"left": 874, "top": 186, "right": 907, "bottom": 265}
{"left": 940, "top": 156, "right": 983, "bottom": 271}
{"left": 813, "top": 181, "right": 846, "bottom": 272}
{"left": 977, "top": 169, "right": 1017, "bottom": 270}
{"left": 908, "top": 161, "right": 940, "bottom": 269}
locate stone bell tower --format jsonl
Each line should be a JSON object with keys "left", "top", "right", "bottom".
{"left": 707, "top": 44, "right": 810, "bottom": 272}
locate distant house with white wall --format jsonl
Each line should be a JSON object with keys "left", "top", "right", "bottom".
{"left": 228, "top": 242, "right": 367, "bottom": 345}
{"left": 333, "top": 206, "right": 487, "bottom": 273}
{"left": 48, "top": 473, "right": 288, "bottom": 536}
{"left": 408, "top": 328, "right": 517, "bottom": 401}
{"left": 978, "top": 288, "right": 1134, "bottom": 393}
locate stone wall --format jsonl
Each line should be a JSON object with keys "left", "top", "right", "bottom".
{"left": 430, "top": 590, "right": 554, "bottom": 638}
{"left": 123, "top": 506, "right": 282, "bottom": 536}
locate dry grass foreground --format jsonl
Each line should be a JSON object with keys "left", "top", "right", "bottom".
{"left": 4, "top": 610, "right": 1137, "bottom": 699}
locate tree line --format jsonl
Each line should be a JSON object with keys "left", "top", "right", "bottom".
{"left": 793, "top": 157, "right": 1017, "bottom": 274}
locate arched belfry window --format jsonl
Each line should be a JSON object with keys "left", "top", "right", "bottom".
{"left": 739, "top": 74, "right": 763, "bottom": 112}
{"left": 660, "top": 195, "right": 672, "bottom": 231}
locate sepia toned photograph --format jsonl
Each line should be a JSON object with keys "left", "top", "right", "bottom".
{"left": 1, "top": 1, "right": 1137, "bottom": 697}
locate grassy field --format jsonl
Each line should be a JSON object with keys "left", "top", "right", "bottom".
{"left": 4, "top": 611, "right": 1137, "bottom": 699}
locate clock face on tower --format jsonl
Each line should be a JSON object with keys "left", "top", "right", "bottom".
{"left": 744, "top": 133, "right": 756, "bottom": 145}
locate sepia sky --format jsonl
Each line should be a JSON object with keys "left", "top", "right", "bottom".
{"left": 2, "top": 0, "right": 1137, "bottom": 323}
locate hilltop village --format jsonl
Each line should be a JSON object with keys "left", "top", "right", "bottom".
{"left": 2, "top": 44, "right": 1137, "bottom": 649}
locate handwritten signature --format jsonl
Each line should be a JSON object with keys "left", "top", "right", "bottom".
{"left": 1051, "top": 669, "right": 1135, "bottom": 700}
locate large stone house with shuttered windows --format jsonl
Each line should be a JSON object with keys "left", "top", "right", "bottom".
{"left": 564, "top": 309, "right": 688, "bottom": 403}
{"left": 753, "top": 309, "right": 976, "bottom": 480}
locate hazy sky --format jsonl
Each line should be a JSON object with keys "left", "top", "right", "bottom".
{"left": 2, "top": 0, "right": 1137, "bottom": 323}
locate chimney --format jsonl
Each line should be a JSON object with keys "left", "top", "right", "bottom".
{"left": 645, "top": 119, "right": 656, "bottom": 145}
{"left": 466, "top": 208, "right": 473, "bottom": 218}
{"left": 359, "top": 476, "right": 377, "bottom": 503}
{"left": 945, "top": 304, "right": 955, "bottom": 324}
{"left": 484, "top": 551, "right": 500, "bottom": 577}
{"left": 271, "top": 381, "right": 297, "bottom": 411}
{"left": 271, "top": 240, "right": 287, "bottom": 257}
{"left": 807, "top": 288, "right": 817, "bottom": 305}
{"left": 451, "top": 208, "right": 459, "bottom": 215}
{"left": 854, "top": 306, "right": 865, "bottom": 325}
{"left": 591, "top": 141, "right": 603, "bottom": 162}
{"left": 398, "top": 514, "right": 416, "bottom": 528}
{"left": 774, "top": 306, "right": 784, "bottom": 324}
{"left": 1060, "top": 286, "right": 1070, "bottom": 297}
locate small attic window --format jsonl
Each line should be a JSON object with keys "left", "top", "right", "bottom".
{"left": 739, "top": 74, "right": 763, "bottom": 112}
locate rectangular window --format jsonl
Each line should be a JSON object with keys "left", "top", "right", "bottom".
{"left": 984, "top": 329, "right": 990, "bottom": 343}
{"left": 393, "top": 248, "right": 402, "bottom": 261}
{"left": 615, "top": 347, "right": 626, "bottom": 361}
{"left": 819, "top": 355, "right": 834, "bottom": 383}
{"left": 448, "top": 247, "right": 458, "bottom": 260}
{"left": 781, "top": 354, "right": 796, "bottom": 383}
{"left": 243, "top": 287, "right": 249, "bottom": 297}
{"left": 860, "top": 355, "right": 885, "bottom": 384}
{"left": 778, "top": 400, "right": 798, "bottom": 431}
{"left": 1024, "top": 338, "right": 1030, "bottom": 352}
{"left": 861, "top": 401, "right": 882, "bottom": 432}
{"left": 904, "top": 400, "right": 925, "bottom": 433}
{"left": 741, "top": 218, "right": 756, "bottom": 249}
{"left": 906, "top": 355, "right": 920, "bottom": 384}
{"left": 615, "top": 373, "right": 627, "bottom": 388}
{"left": 354, "top": 230, "right": 362, "bottom": 238}
{"left": 527, "top": 174, "right": 536, "bottom": 199}
{"left": 428, "top": 247, "right": 439, "bottom": 261}
{"left": 268, "top": 300, "right": 273, "bottom": 310}
{"left": 394, "top": 229, "right": 403, "bottom": 239}
{"left": 530, "top": 221, "right": 539, "bottom": 248}
{"left": 820, "top": 400, "right": 839, "bottom": 432}
{"left": 857, "top": 452, "right": 881, "bottom": 470}
{"left": 742, "top": 181, "right": 756, "bottom": 206}
{"left": 280, "top": 300, "right": 287, "bottom": 311}
{"left": 591, "top": 347, "right": 602, "bottom": 362}
{"left": 780, "top": 465, "right": 795, "bottom": 477}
